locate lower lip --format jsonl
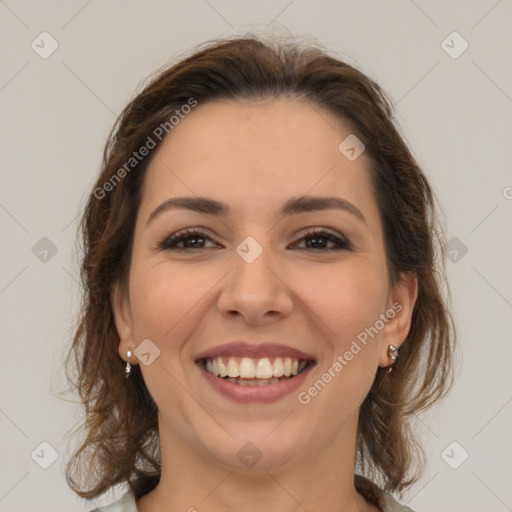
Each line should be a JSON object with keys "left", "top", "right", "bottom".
{"left": 197, "top": 361, "right": 315, "bottom": 403}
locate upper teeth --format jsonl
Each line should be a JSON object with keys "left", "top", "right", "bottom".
{"left": 205, "top": 357, "right": 307, "bottom": 378}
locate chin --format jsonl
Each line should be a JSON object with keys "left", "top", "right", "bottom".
{"left": 201, "top": 423, "right": 307, "bottom": 472}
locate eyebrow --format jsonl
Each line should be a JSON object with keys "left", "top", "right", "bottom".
{"left": 146, "top": 195, "right": 367, "bottom": 227}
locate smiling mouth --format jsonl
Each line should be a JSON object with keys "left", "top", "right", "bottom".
{"left": 199, "top": 356, "right": 315, "bottom": 386}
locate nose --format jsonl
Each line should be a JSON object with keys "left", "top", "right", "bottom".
{"left": 217, "top": 240, "right": 294, "bottom": 325}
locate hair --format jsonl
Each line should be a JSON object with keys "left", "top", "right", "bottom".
{"left": 65, "top": 34, "right": 456, "bottom": 502}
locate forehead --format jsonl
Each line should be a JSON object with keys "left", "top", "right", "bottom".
{"left": 138, "top": 97, "right": 378, "bottom": 225}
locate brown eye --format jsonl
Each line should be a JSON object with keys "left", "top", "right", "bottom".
{"left": 159, "top": 229, "right": 216, "bottom": 250}
{"left": 159, "top": 228, "right": 352, "bottom": 253}
{"left": 293, "top": 229, "right": 352, "bottom": 252}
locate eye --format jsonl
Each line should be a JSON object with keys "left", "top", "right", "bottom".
{"left": 158, "top": 228, "right": 352, "bottom": 252}
{"left": 158, "top": 228, "right": 217, "bottom": 250}
{"left": 292, "top": 229, "right": 352, "bottom": 252}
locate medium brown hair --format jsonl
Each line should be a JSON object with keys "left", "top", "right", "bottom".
{"left": 65, "top": 35, "right": 455, "bottom": 501}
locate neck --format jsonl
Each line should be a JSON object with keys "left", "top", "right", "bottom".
{"left": 136, "top": 413, "right": 379, "bottom": 512}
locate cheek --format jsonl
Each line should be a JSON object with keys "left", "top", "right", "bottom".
{"left": 129, "top": 252, "right": 388, "bottom": 351}
{"left": 127, "top": 263, "right": 204, "bottom": 415}
{"left": 292, "top": 259, "right": 388, "bottom": 432}
{"left": 295, "top": 257, "right": 389, "bottom": 349}
{"left": 129, "top": 262, "right": 202, "bottom": 342}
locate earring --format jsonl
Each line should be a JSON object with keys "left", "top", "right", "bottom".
{"left": 387, "top": 344, "right": 398, "bottom": 374}
{"left": 125, "top": 350, "right": 132, "bottom": 379}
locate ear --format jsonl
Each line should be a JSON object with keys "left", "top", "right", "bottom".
{"left": 111, "top": 280, "right": 137, "bottom": 365}
{"left": 378, "top": 272, "right": 418, "bottom": 368}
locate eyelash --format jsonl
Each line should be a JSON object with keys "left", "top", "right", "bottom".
{"left": 158, "top": 228, "right": 353, "bottom": 253}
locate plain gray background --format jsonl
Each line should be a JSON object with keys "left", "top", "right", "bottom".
{"left": 1, "top": 1, "right": 511, "bottom": 511}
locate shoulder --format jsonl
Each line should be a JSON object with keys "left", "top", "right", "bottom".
{"left": 355, "top": 474, "right": 416, "bottom": 512}
{"left": 88, "top": 491, "right": 137, "bottom": 512}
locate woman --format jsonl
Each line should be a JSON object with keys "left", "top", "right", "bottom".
{"left": 65, "top": 35, "right": 455, "bottom": 512}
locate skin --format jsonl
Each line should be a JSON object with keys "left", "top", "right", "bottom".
{"left": 112, "top": 97, "right": 417, "bottom": 512}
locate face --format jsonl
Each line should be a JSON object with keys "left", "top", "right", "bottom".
{"left": 112, "top": 97, "right": 417, "bottom": 473}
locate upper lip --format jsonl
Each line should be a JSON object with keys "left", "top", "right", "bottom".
{"left": 194, "top": 342, "right": 316, "bottom": 361}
